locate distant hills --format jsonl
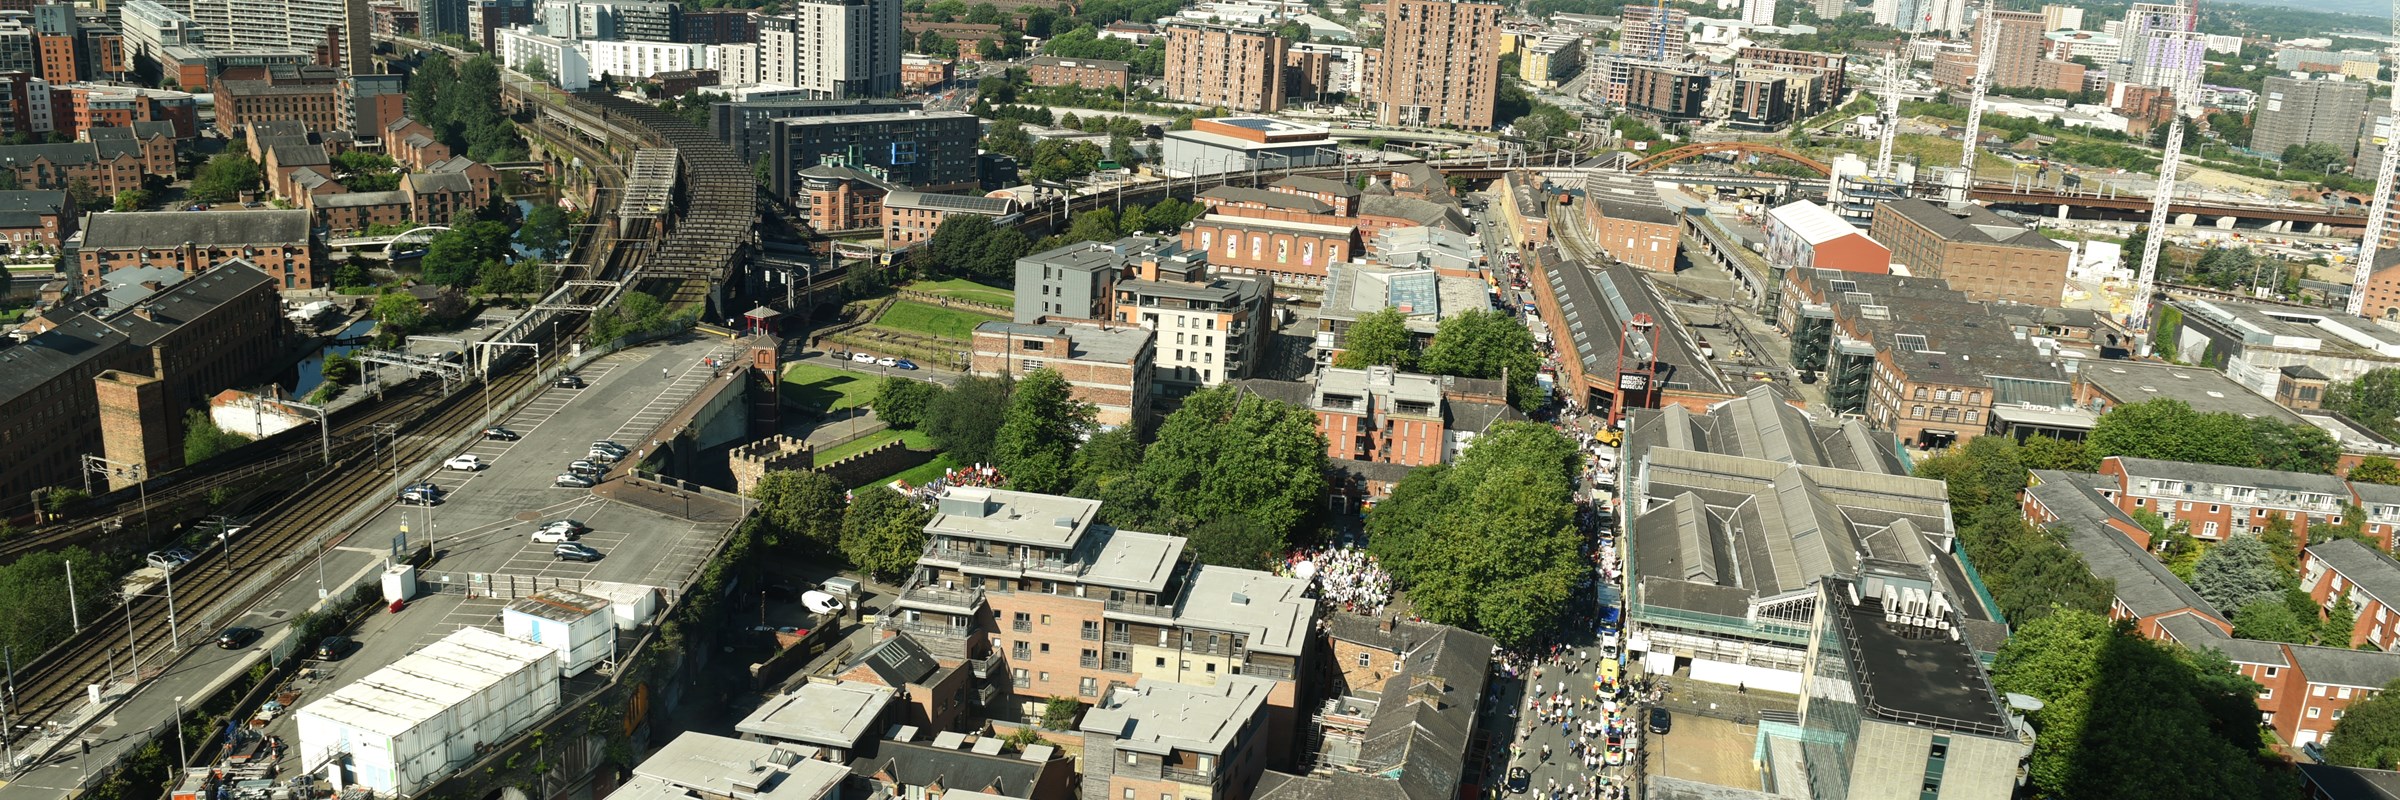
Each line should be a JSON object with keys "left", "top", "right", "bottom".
{"left": 2217, "top": 0, "right": 2384, "bottom": 21}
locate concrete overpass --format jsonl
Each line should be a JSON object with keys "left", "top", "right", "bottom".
{"left": 1971, "top": 184, "right": 2367, "bottom": 232}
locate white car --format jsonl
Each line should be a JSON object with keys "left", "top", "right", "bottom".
{"left": 876, "top": 357, "right": 898, "bottom": 367}
{"left": 531, "top": 528, "right": 574, "bottom": 544}
{"left": 443, "top": 454, "right": 485, "bottom": 471}
{"left": 850, "top": 352, "right": 876, "bottom": 363}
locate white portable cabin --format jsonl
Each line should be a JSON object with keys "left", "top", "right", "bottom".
{"left": 295, "top": 627, "right": 560, "bottom": 796}
{"left": 502, "top": 587, "right": 615, "bottom": 677}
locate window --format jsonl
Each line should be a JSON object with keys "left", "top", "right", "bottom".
{"left": 1358, "top": 652, "right": 1371, "bottom": 667}
{"left": 1206, "top": 663, "right": 1217, "bottom": 673}
{"left": 1039, "top": 643, "right": 1051, "bottom": 654}
{"left": 1157, "top": 657, "right": 1168, "bottom": 667}
{"left": 2342, "top": 687, "right": 2356, "bottom": 699}
{"left": 1041, "top": 614, "right": 1052, "bottom": 625}
{"left": 1083, "top": 621, "right": 1100, "bottom": 640}
{"left": 2261, "top": 688, "right": 2274, "bottom": 700}
{"left": 2309, "top": 707, "right": 2323, "bottom": 718}
{"left": 2266, "top": 666, "right": 2280, "bottom": 678}
{"left": 1039, "top": 671, "right": 1050, "bottom": 682}
{"left": 2316, "top": 685, "right": 2328, "bottom": 697}
{"left": 1014, "top": 641, "right": 1030, "bottom": 659}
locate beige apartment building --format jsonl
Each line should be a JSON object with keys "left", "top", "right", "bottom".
{"left": 1163, "top": 19, "right": 1287, "bottom": 112}
{"left": 1376, "top": 0, "right": 1503, "bottom": 129}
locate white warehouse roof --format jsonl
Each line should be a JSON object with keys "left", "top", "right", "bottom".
{"left": 1765, "top": 200, "right": 1868, "bottom": 246}
{"left": 298, "top": 627, "right": 557, "bottom": 737}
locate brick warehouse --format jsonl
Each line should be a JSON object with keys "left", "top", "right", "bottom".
{"left": 0, "top": 262, "right": 284, "bottom": 498}
{"left": 969, "top": 320, "right": 1154, "bottom": 428}
{"left": 75, "top": 209, "right": 320, "bottom": 292}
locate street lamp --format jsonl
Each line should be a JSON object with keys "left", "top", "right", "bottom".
{"left": 172, "top": 696, "right": 187, "bottom": 774}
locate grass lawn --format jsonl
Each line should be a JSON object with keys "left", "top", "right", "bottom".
{"left": 865, "top": 452, "right": 961, "bottom": 489}
{"left": 819, "top": 428, "right": 935, "bottom": 462}
{"left": 782, "top": 362, "right": 881, "bottom": 413}
{"left": 904, "top": 278, "right": 1016, "bottom": 309}
{"left": 877, "top": 300, "right": 1004, "bottom": 339}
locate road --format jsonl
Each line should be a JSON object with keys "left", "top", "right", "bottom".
{"left": 0, "top": 334, "right": 747, "bottom": 800}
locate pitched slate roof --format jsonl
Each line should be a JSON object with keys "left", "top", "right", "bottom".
{"left": 80, "top": 209, "right": 313, "bottom": 248}
{"left": 2027, "top": 470, "right": 2221, "bottom": 621}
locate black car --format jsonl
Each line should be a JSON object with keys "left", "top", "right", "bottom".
{"left": 1647, "top": 706, "right": 1673, "bottom": 735}
{"left": 482, "top": 426, "right": 521, "bottom": 441}
{"left": 315, "top": 635, "right": 352, "bottom": 660}
{"left": 216, "top": 627, "right": 260, "bottom": 649}
{"left": 556, "top": 374, "right": 587, "bottom": 389}
{"left": 1506, "top": 766, "right": 1530, "bottom": 794}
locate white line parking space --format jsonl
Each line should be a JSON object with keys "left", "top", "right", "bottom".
{"left": 606, "top": 345, "right": 745, "bottom": 446}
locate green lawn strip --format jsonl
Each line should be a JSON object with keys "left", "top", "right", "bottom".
{"left": 876, "top": 300, "right": 1004, "bottom": 339}
{"left": 864, "top": 452, "right": 961, "bottom": 490}
{"left": 904, "top": 278, "right": 1016, "bottom": 308}
{"left": 818, "top": 428, "right": 935, "bottom": 462}
{"left": 781, "top": 362, "right": 881, "bottom": 412}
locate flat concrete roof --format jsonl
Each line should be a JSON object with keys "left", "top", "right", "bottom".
{"left": 1079, "top": 675, "right": 1275, "bottom": 756}
{"left": 734, "top": 680, "right": 896, "bottom": 748}
{"left": 1174, "top": 566, "right": 1315, "bottom": 656}
{"left": 929, "top": 487, "right": 1103, "bottom": 548}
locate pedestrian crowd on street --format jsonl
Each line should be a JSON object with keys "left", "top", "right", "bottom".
{"left": 1279, "top": 545, "right": 1394, "bottom": 616}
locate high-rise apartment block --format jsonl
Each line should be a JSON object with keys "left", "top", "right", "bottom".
{"left": 1937, "top": 9, "right": 2082, "bottom": 93}
{"left": 1872, "top": 0, "right": 1963, "bottom": 33}
{"left": 1162, "top": 20, "right": 1285, "bottom": 113}
{"left": 2118, "top": 2, "right": 2202, "bottom": 88}
{"left": 2256, "top": 74, "right": 2369, "bottom": 162}
{"left": 757, "top": 0, "right": 900, "bottom": 99}
{"left": 1375, "top": 0, "right": 1500, "bottom": 129}
{"left": 1741, "top": 0, "right": 1774, "bottom": 26}
{"left": 148, "top": 0, "right": 373, "bottom": 74}
{"left": 2040, "top": 3, "right": 2082, "bottom": 30}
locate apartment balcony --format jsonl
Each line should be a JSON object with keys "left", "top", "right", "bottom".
{"left": 896, "top": 581, "right": 986, "bottom": 613}
{"left": 1080, "top": 655, "right": 1101, "bottom": 669}
{"left": 1163, "top": 767, "right": 1213, "bottom": 785}
{"left": 938, "top": 547, "right": 1087, "bottom": 577}
{"left": 1108, "top": 631, "right": 1133, "bottom": 645}
{"left": 1239, "top": 660, "right": 1295, "bottom": 680}
{"left": 971, "top": 653, "right": 1005, "bottom": 679}
{"left": 881, "top": 619, "right": 977, "bottom": 659}
{"left": 1104, "top": 598, "right": 1175, "bottom": 620}
{"left": 976, "top": 682, "right": 1005, "bottom": 707}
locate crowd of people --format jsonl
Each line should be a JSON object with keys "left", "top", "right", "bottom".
{"left": 887, "top": 464, "right": 1009, "bottom": 504}
{"left": 1280, "top": 545, "right": 1394, "bottom": 616}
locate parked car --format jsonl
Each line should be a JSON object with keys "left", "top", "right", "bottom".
{"left": 1506, "top": 767, "right": 1530, "bottom": 795}
{"left": 555, "top": 474, "right": 596, "bottom": 488}
{"left": 592, "top": 441, "right": 629, "bottom": 458}
{"left": 585, "top": 448, "right": 620, "bottom": 463}
{"left": 400, "top": 482, "right": 442, "bottom": 505}
{"left": 893, "top": 359, "right": 918, "bottom": 370}
{"left": 443, "top": 454, "right": 485, "bottom": 471}
{"left": 531, "top": 527, "right": 575, "bottom": 544}
{"left": 146, "top": 550, "right": 192, "bottom": 571}
{"left": 216, "top": 627, "right": 260, "bottom": 649}
{"left": 543, "top": 519, "right": 591, "bottom": 536}
{"left": 315, "top": 636, "right": 352, "bottom": 660}
{"left": 556, "top": 374, "right": 587, "bottom": 389}
{"left": 571, "top": 459, "right": 608, "bottom": 475}
{"left": 850, "top": 352, "right": 876, "bottom": 364}
{"left": 482, "top": 426, "right": 521, "bottom": 441}
{"left": 876, "top": 356, "right": 897, "bottom": 367}
{"left": 1647, "top": 707, "right": 1673, "bottom": 734}
{"left": 830, "top": 350, "right": 851, "bottom": 360}
{"left": 554, "top": 542, "right": 603, "bottom": 562}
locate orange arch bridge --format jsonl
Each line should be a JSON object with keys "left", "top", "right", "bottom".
{"left": 1628, "top": 142, "right": 1833, "bottom": 176}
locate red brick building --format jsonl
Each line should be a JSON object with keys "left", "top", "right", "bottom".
{"left": 970, "top": 320, "right": 1153, "bottom": 427}
{"left": 2096, "top": 456, "right": 2352, "bottom": 544}
{"left": 798, "top": 165, "right": 893, "bottom": 233}
{"left": 1180, "top": 214, "right": 1357, "bottom": 286}
{"left": 882, "top": 190, "right": 1016, "bottom": 248}
{"left": 76, "top": 210, "right": 320, "bottom": 291}
{"left": 1024, "top": 55, "right": 1130, "bottom": 91}
{"left": 0, "top": 189, "right": 74, "bottom": 251}
{"left": 1763, "top": 199, "right": 1888, "bottom": 274}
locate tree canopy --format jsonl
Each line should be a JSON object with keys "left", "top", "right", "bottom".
{"left": 750, "top": 469, "right": 847, "bottom": 551}
{"left": 1110, "top": 386, "right": 1326, "bottom": 545}
{"left": 873, "top": 377, "right": 941, "bottom": 430}
{"left": 406, "top": 54, "right": 528, "bottom": 162}
{"left": 2191, "top": 533, "right": 2290, "bottom": 614}
{"left": 2354, "top": 457, "right": 2400, "bottom": 486}
{"left": 993, "top": 369, "right": 1095, "bottom": 494}
{"left": 189, "top": 154, "right": 262, "bottom": 203}
{"left": 2328, "top": 677, "right": 2400, "bottom": 769}
{"left": 1419, "top": 310, "right": 1543, "bottom": 411}
{"left": 928, "top": 216, "right": 1034, "bottom": 281}
{"left": 1913, "top": 435, "right": 2112, "bottom": 623}
{"left": 2328, "top": 368, "right": 2400, "bottom": 441}
{"left": 1992, "top": 608, "right": 2291, "bottom": 800}
{"left": 0, "top": 549, "right": 122, "bottom": 670}
{"left": 2087, "top": 398, "right": 2339, "bottom": 474}
{"left": 1367, "top": 422, "right": 1584, "bottom": 646}
{"left": 925, "top": 375, "right": 1013, "bottom": 465}
{"left": 1332, "top": 307, "right": 1417, "bottom": 370}
{"left": 841, "top": 487, "right": 933, "bottom": 579}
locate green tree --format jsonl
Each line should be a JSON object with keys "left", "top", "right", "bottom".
{"left": 111, "top": 188, "right": 151, "bottom": 212}
{"left": 1183, "top": 514, "right": 1282, "bottom": 570}
{"left": 1065, "top": 208, "right": 1119, "bottom": 243}
{"left": 1366, "top": 423, "right": 1582, "bottom": 646}
{"left": 2191, "top": 533, "right": 2291, "bottom": 613}
{"left": 2250, "top": 416, "right": 2340, "bottom": 474}
{"left": 182, "top": 409, "right": 252, "bottom": 465}
{"left": 1418, "top": 310, "right": 1543, "bottom": 411}
{"left": 423, "top": 220, "right": 514, "bottom": 288}
{"left": 1040, "top": 696, "right": 1079, "bottom": 729}
{"left": 2355, "top": 457, "right": 2400, "bottom": 486}
{"left": 873, "top": 377, "right": 942, "bottom": 429}
{"left": 518, "top": 203, "right": 572, "bottom": 256}
{"left": 2232, "top": 597, "right": 2313, "bottom": 643}
{"left": 0, "top": 549, "right": 122, "bottom": 669}
{"left": 2329, "top": 368, "right": 2400, "bottom": 440}
{"left": 925, "top": 375, "right": 1013, "bottom": 465}
{"left": 840, "top": 487, "right": 932, "bottom": 579}
{"left": 1128, "top": 386, "right": 1326, "bottom": 545}
{"left": 1331, "top": 307, "right": 1416, "bottom": 370}
{"left": 372, "top": 291, "right": 425, "bottom": 334}
{"left": 993, "top": 369, "right": 1095, "bottom": 494}
{"left": 2258, "top": 514, "right": 2303, "bottom": 575}
{"left": 1992, "top": 608, "right": 2288, "bottom": 799}
{"left": 2329, "top": 678, "right": 2400, "bottom": 769}
{"left": 189, "top": 154, "right": 263, "bottom": 202}
{"left": 2283, "top": 141, "right": 2350, "bottom": 173}
{"left": 321, "top": 351, "right": 359, "bottom": 385}
{"left": 2325, "top": 595, "right": 2360, "bottom": 647}
{"left": 2086, "top": 399, "right": 2263, "bottom": 469}
{"left": 1069, "top": 426, "right": 1143, "bottom": 500}
{"left": 751, "top": 470, "right": 848, "bottom": 550}
{"left": 2018, "top": 435, "right": 2095, "bottom": 471}
{"left": 1916, "top": 437, "right": 2112, "bottom": 623}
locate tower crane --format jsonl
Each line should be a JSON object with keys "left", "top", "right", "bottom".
{"left": 1955, "top": 0, "right": 2001, "bottom": 202}
{"left": 1876, "top": 15, "right": 1931, "bottom": 180}
{"left": 2349, "top": 0, "right": 2400, "bottom": 319}
{"left": 2129, "top": 41, "right": 2203, "bottom": 334}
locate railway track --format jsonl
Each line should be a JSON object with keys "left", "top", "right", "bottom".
{"left": 0, "top": 318, "right": 592, "bottom": 760}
